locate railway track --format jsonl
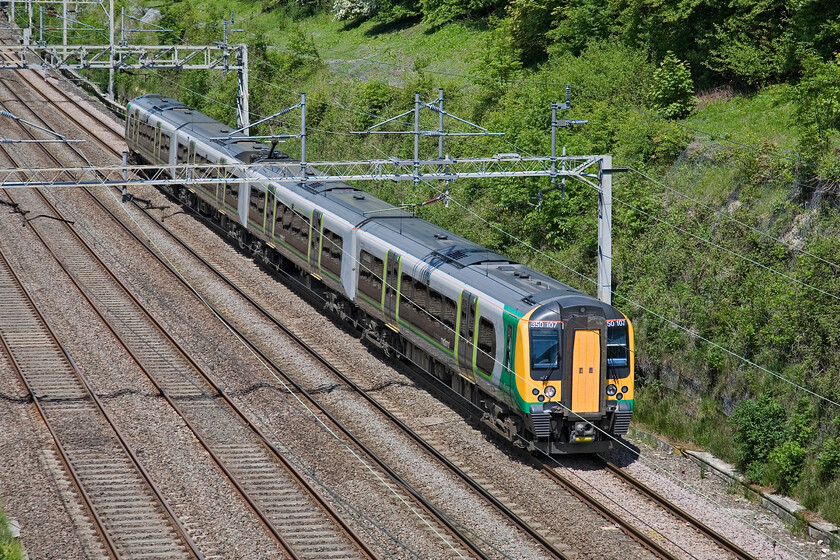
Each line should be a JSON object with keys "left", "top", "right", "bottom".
{"left": 0, "top": 247, "right": 200, "bottom": 560}
{"left": 0, "top": 80, "right": 378, "bottom": 560}
{"left": 0, "top": 26, "right": 772, "bottom": 560}
{"left": 0, "top": 36, "right": 587, "bottom": 559}
{"left": 539, "top": 455, "right": 756, "bottom": 560}
{"left": 0, "top": 69, "right": 489, "bottom": 560}
{"left": 83, "top": 186, "right": 578, "bottom": 560}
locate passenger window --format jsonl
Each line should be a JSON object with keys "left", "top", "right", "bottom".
{"left": 505, "top": 325, "right": 513, "bottom": 369}
{"left": 476, "top": 317, "right": 496, "bottom": 374}
{"left": 358, "top": 250, "right": 384, "bottom": 302}
{"left": 321, "top": 228, "right": 343, "bottom": 276}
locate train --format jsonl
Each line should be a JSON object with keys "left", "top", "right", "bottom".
{"left": 124, "top": 94, "right": 634, "bottom": 454}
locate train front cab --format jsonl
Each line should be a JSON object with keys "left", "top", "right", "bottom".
{"left": 513, "top": 297, "right": 634, "bottom": 454}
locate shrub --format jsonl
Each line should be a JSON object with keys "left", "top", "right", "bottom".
{"left": 767, "top": 439, "right": 806, "bottom": 493}
{"left": 471, "top": 18, "right": 522, "bottom": 87}
{"left": 650, "top": 51, "right": 695, "bottom": 120}
{"left": 420, "top": 0, "right": 503, "bottom": 28}
{"left": 729, "top": 394, "right": 787, "bottom": 475}
{"left": 505, "top": 0, "right": 562, "bottom": 65}
{"left": 332, "top": 0, "right": 376, "bottom": 20}
{"left": 818, "top": 438, "right": 840, "bottom": 482}
{"left": 355, "top": 81, "right": 394, "bottom": 129}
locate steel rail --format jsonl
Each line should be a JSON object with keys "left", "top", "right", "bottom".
{"left": 539, "top": 464, "right": 680, "bottom": 560}
{"left": 5, "top": 43, "right": 567, "bottom": 559}
{"left": 124, "top": 194, "right": 575, "bottom": 559}
{"left": 0, "top": 253, "right": 123, "bottom": 560}
{"left": 601, "top": 459, "right": 756, "bottom": 560}
{"left": 0, "top": 174, "right": 202, "bottom": 560}
{"left": 0, "top": 81, "right": 374, "bottom": 560}
{"left": 87, "top": 185, "right": 559, "bottom": 560}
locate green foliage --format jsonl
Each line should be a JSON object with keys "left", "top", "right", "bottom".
{"left": 768, "top": 440, "right": 806, "bottom": 493}
{"left": 707, "top": 0, "right": 798, "bottom": 86}
{"left": 372, "top": 0, "right": 422, "bottom": 23}
{"left": 818, "top": 439, "right": 840, "bottom": 482}
{"left": 355, "top": 81, "right": 394, "bottom": 128}
{"left": 505, "top": 0, "right": 562, "bottom": 65}
{"left": 473, "top": 20, "right": 522, "bottom": 87}
{"left": 420, "top": 0, "right": 503, "bottom": 28}
{"left": 650, "top": 52, "right": 695, "bottom": 120}
{"left": 545, "top": 0, "right": 619, "bottom": 56}
{"left": 287, "top": 28, "right": 321, "bottom": 63}
{"left": 793, "top": 54, "right": 840, "bottom": 174}
{"left": 730, "top": 395, "right": 787, "bottom": 475}
{"left": 0, "top": 507, "right": 23, "bottom": 560}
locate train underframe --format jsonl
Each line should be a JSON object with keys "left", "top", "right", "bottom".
{"left": 152, "top": 179, "right": 619, "bottom": 455}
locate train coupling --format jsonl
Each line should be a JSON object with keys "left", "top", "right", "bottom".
{"left": 571, "top": 421, "right": 596, "bottom": 443}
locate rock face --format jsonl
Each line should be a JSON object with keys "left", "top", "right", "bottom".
{"left": 141, "top": 9, "right": 161, "bottom": 24}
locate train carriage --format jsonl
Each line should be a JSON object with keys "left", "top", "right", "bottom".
{"left": 125, "top": 94, "right": 634, "bottom": 454}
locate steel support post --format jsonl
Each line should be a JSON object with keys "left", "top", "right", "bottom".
{"left": 300, "top": 92, "right": 306, "bottom": 186}
{"left": 597, "top": 155, "right": 612, "bottom": 305}
{"left": 108, "top": 0, "right": 114, "bottom": 98}
{"left": 62, "top": 0, "right": 67, "bottom": 47}
{"left": 436, "top": 88, "right": 450, "bottom": 205}
{"left": 236, "top": 45, "right": 249, "bottom": 134}
{"left": 23, "top": 0, "right": 31, "bottom": 46}
{"left": 413, "top": 92, "right": 420, "bottom": 187}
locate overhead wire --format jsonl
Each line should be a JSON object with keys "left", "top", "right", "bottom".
{"left": 94, "top": 22, "right": 840, "bottom": 414}
{"left": 630, "top": 166, "right": 840, "bottom": 274}
{"left": 1, "top": 70, "right": 467, "bottom": 557}
{"left": 76, "top": 9, "right": 838, "bottom": 553}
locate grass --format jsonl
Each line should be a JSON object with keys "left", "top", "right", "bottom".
{"left": 0, "top": 507, "right": 24, "bottom": 560}
{"left": 207, "top": 1, "right": 492, "bottom": 87}
{"left": 686, "top": 84, "right": 800, "bottom": 153}
{"left": 633, "top": 383, "right": 736, "bottom": 462}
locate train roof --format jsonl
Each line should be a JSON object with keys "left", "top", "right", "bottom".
{"left": 129, "top": 95, "right": 271, "bottom": 163}
{"left": 129, "top": 95, "right": 624, "bottom": 319}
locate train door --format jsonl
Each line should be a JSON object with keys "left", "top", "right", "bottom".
{"left": 154, "top": 122, "right": 162, "bottom": 162}
{"left": 561, "top": 315, "right": 606, "bottom": 416}
{"left": 181, "top": 139, "right": 195, "bottom": 184}
{"left": 458, "top": 291, "right": 477, "bottom": 379}
{"left": 383, "top": 251, "right": 400, "bottom": 324}
{"left": 309, "top": 210, "right": 323, "bottom": 269}
{"left": 130, "top": 111, "right": 139, "bottom": 146}
{"left": 217, "top": 158, "right": 228, "bottom": 207}
{"left": 265, "top": 187, "right": 276, "bottom": 235}
{"left": 238, "top": 182, "right": 250, "bottom": 227}
{"left": 570, "top": 330, "right": 600, "bottom": 413}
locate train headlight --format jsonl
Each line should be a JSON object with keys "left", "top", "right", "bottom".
{"left": 621, "top": 386, "right": 629, "bottom": 394}
{"left": 544, "top": 386, "right": 556, "bottom": 399}
{"left": 532, "top": 388, "right": 540, "bottom": 396}
{"left": 606, "top": 384, "right": 617, "bottom": 396}
{"left": 616, "top": 393, "right": 623, "bottom": 400}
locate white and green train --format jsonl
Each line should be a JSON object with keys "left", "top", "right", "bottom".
{"left": 126, "top": 94, "right": 634, "bottom": 454}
